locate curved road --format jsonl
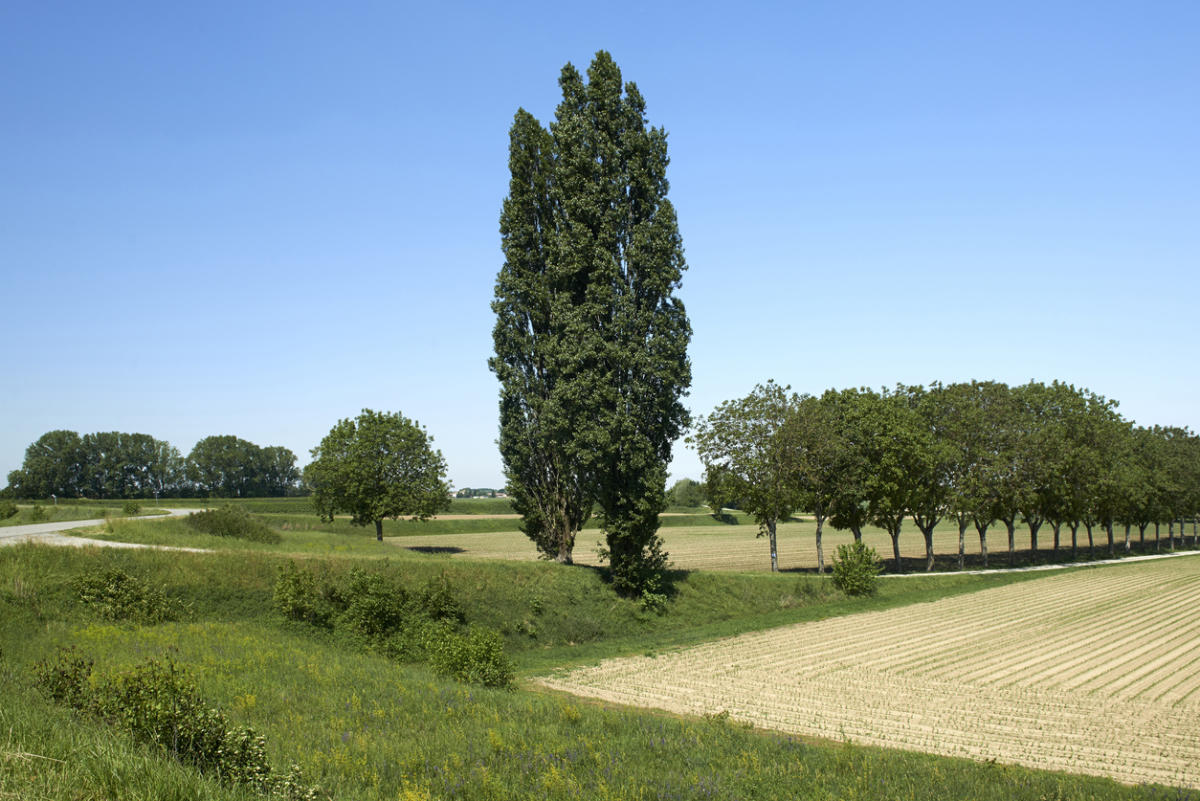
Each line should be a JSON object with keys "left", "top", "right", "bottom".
{"left": 0, "top": 508, "right": 207, "bottom": 551}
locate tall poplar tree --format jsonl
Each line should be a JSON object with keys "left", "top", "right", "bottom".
{"left": 492, "top": 51, "right": 691, "bottom": 595}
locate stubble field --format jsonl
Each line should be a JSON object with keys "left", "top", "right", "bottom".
{"left": 392, "top": 517, "right": 1167, "bottom": 572}
{"left": 537, "top": 556, "right": 1200, "bottom": 789}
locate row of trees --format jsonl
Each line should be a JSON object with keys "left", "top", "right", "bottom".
{"left": 4, "top": 430, "right": 301, "bottom": 499}
{"left": 692, "top": 381, "right": 1200, "bottom": 573}
{"left": 491, "top": 52, "right": 690, "bottom": 597}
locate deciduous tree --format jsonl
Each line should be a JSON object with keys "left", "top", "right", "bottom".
{"left": 306, "top": 409, "right": 450, "bottom": 541}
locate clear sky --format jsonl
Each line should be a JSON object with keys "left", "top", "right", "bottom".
{"left": 2, "top": 1, "right": 1197, "bottom": 489}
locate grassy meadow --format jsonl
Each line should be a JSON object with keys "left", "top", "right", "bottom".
{"left": 0, "top": 502, "right": 166, "bottom": 528}
{"left": 5, "top": 508, "right": 1198, "bottom": 799}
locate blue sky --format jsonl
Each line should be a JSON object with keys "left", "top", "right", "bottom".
{"left": 2, "top": 1, "right": 1197, "bottom": 489}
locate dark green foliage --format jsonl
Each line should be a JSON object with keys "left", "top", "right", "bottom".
{"left": 33, "top": 649, "right": 320, "bottom": 797}
{"left": 493, "top": 51, "right": 691, "bottom": 592}
{"left": 185, "top": 505, "right": 282, "bottom": 543}
{"left": 427, "top": 625, "right": 514, "bottom": 688}
{"left": 832, "top": 541, "right": 883, "bottom": 596}
{"left": 0, "top": 499, "right": 16, "bottom": 519}
{"left": 338, "top": 568, "right": 409, "bottom": 642}
{"left": 28, "top": 503, "right": 46, "bottom": 522}
{"left": 306, "top": 409, "right": 451, "bottom": 541}
{"left": 272, "top": 562, "right": 341, "bottom": 627}
{"left": 123, "top": 500, "right": 141, "bottom": 516}
{"left": 188, "top": 435, "right": 299, "bottom": 498}
{"left": 73, "top": 568, "right": 184, "bottom": 623}
{"left": 272, "top": 563, "right": 510, "bottom": 687}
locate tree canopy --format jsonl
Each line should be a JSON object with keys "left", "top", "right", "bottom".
{"left": 492, "top": 51, "right": 691, "bottom": 595}
{"left": 306, "top": 409, "right": 451, "bottom": 541}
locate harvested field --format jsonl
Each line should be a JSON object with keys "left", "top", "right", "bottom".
{"left": 537, "top": 557, "right": 1200, "bottom": 789}
{"left": 392, "top": 519, "right": 1131, "bottom": 572}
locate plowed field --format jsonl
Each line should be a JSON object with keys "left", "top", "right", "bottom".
{"left": 537, "top": 557, "right": 1200, "bottom": 789}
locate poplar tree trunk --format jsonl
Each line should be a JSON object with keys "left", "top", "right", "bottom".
{"left": 1006, "top": 520, "right": 1016, "bottom": 567}
{"left": 1070, "top": 523, "right": 1078, "bottom": 559}
{"left": 1053, "top": 522, "right": 1061, "bottom": 552}
{"left": 375, "top": 519, "right": 384, "bottom": 542}
{"left": 1155, "top": 522, "right": 1160, "bottom": 551}
{"left": 1123, "top": 523, "right": 1131, "bottom": 554}
{"left": 958, "top": 518, "right": 967, "bottom": 571}
{"left": 851, "top": 525, "right": 862, "bottom": 543}
{"left": 1028, "top": 521, "right": 1041, "bottom": 559}
{"left": 1169, "top": 521, "right": 1175, "bottom": 549}
{"left": 1086, "top": 523, "right": 1095, "bottom": 558}
{"left": 891, "top": 526, "right": 903, "bottom": 574}
{"left": 1106, "top": 521, "right": 1114, "bottom": 557}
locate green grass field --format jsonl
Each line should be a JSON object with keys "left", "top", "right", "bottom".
{"left": 1, "top": 532, "right": 1189, "bottom": 800}
{"left": 0, "top": 503, "right": 166, "bottom": 527}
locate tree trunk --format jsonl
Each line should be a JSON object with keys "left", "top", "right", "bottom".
{"left": 1069, "top": 523, "right": 1078, "bottom": 559}
{"left": 1006, "top": 519, "right": 1016, "bottom": 567}
{"left": 556, "top": 534, "right": 574, "bottom": 564}
{"left": 922, "top": 524, "right": 935, "bottom": 572}
{"left": 1123, "top": 523, "right": 1130, "bottom": 554}
{"left": 1138, "top": 523, "right": 1147, "bottom": 548}
{"left": 890, "top": 526, "right": 903, "bottom": 574}
{"left": 815, "top": 514, "right": 826, "bottom": 574}
{"left": 1155, "top": 521, "right": 1160, "bottom": 551}
{"left": 768, "top": 518, "right": 779, "bottom": 573}
{"left": 957, "top": 518, "right": 967, "bottom": 571}
{"left": 976, "top": 522, "right": 989, "bottom": 567}
{"left": 375, "top": 519, "right": 383, "bottom": 542}
{"left": 1086, "top": 523, "right": 1094, "bottom": 559}
{"left": 1053, "top": 522, "right": 1061, "bottom": 553}
{"left": 1029, "top": 521, "right": 1041, "bottom": 559}
{"left": 1169, "top": 521, "right": 1175, "bottom": 550}
{"left": 1106, "top": 521, "right": 1114, "bottom": 557}
{"left": 850, "top": 524, "right": 862, "bottom": 543}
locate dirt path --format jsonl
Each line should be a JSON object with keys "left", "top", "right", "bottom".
{"left": 0, "top": 509, "right": 209, "bottom": 552}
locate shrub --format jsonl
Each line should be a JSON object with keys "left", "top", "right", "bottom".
{"left": 412, "top": 574, "right": 465, "bottom": 623}
{"left": 28, "top": 503, "right": 47, "bottom": 522}
{"left": 122, "top": 500, "right": 142, "bottom": 516}
{"left": 73, "top": 568, "right": 184, "bottom": 624}
{"left": 33, "top": 649, "right": 320, "bottom": 797}
{"left": 185, "top": 506, "right": 281, "bottom": 544}
{"left": 0, "top": 500, "right": 17, "bottom": 520}
{"left": 273, "top": 562, "right": 341, "bottom": 627}
{"left": 831, "top": 540, "right": 883, "bottom": 597}
{"left": 338, "top": 568, "right": 409, "bottom": 642}
{"left": 428, "top": 626, "right": 514, "bottom": 688}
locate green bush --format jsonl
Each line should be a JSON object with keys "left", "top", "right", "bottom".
{"left": 0, "top": 500, "right": 17, "bottom": 520}
{"left": 338, "top": 568, "right": 409, "bottom": 642}
{"left": 33, "top": 649, "right": 320, "bottom": 797}
{"left": 28, "top": 503, "right": 46, "bottom": 522}
{"left": 73, "top": 568, "right": 184, "bottom": 624}
{"left": 831, "top": 540, "right": 883, "bottom": 597}
{"left": 185, "top": 506, "right": 281, "bottom": 544}
{"left": 428, "top": 626, "right": 514, "bottom": 688}
{"left": 273, "top": 562, "right": 341, "bottom": 627}
{"left": 272, "top": 564, "right": 511, "bottom": 687}
{"left": 122, "top": 500, "right": 141, "bottom": 516}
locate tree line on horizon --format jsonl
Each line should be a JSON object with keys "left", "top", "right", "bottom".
{"left": 692, "top": 380, "right": 1200, "bottom": 574}
{"left": 3, "top": 430, "right": 301, "bottom": 500}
